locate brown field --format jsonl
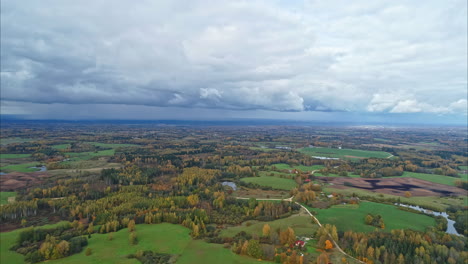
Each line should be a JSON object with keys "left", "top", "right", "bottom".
{"left": 317, "top": 176, "right": 466, "bottom": 197}
{"left": 0, "top": 172, "right": 49, "bottom": 191}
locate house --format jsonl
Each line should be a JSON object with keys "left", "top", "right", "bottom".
{"left": 294, "top": 240, "right": 306, "bottom": 248}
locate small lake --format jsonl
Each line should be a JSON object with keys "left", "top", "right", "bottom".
{"left": 29, "top": 166, "right": 47, "bottom": 172}
{"left": 396, "top": 203, "right": 459, "bottom": 235}
{"left": 221, "top": 181, "right": 237, "bottom": 191}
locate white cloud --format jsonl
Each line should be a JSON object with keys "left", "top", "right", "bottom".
{"left": 0, "top": 0, "right": 466, "bottom": 118}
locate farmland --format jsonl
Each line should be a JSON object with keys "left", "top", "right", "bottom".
{"left": 220, "top": 214, "right": 317, "bottom": 238}
{"left": 240, "top": 175, "right": 297, "bottom": 190}
{"left": 0, "top": 192, "right": 16, "bottom": 205}
{"left": 310, "top": 201, "right": 436, "bottom": 233}
{"left": 0, "top": 223, "right": 270, "bottom": 264}
{"left": 298, "top": 147, "right": 392, "bottom": 160}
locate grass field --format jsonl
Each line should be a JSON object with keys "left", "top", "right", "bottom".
{"left": 1, "top": 223, "right": 270, "bottom": 264}
{"left": 52, "top": 144, "right": 70, "bottom": 149}
{"left": 241, "top": 176, "right": 297, "bottom": 190}
{"left": 299, "top": 147, "right": 392, "bottom": 160}
{"left": 0, "top": 162, "right": 43, "bottom": 173}
{"left": 87, "top": 142, "right": 138, "bottom": 148}
{"left": 65, "top": 150, "right": 116, "bottom": 161}
{"left": 0, "top": 192, "right": 16, "bottom": 205}
{"left": 271, "top": 163, "right": 324, "bottom": 172}
{"left": 459, "top": 165, "right": 468, "bottom": 170}
{"left": 310, "top": 201, "right": 436, "bottom": 233}
{"left": 0, "top": 138, "right": 35, "bottom": 145}
{"left": 0, "top": 221, "right": 70, "bottom": 264}
{"left": 313, "top": 172, "right": 361, "bottom": 178}
{"left": 220, "top": 214, "right": 317, "bottom": 238}
{"left": 389, "top": 172, "right": 460, "bottom": 186}
{"left": 0, "top": 153, "right": 32, "bottom": 159}
{"left": 323, "top": 186, "right": 465, "bottom": 212}
{"left": 249, "top": 147, "right": 276, "bottom": 152}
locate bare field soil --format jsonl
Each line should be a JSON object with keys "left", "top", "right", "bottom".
{"left": 0, "top": 172, "right": 49, "bottom": 191}
{"left": 317, "top": 176, "right": 466, "bottom": 197}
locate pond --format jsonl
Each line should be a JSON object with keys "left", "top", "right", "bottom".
{"left": 396, "top": 203, "right": 459, "bottom": 235}
{"left": 221, "top": 181, "right": 237, "bottom": 191}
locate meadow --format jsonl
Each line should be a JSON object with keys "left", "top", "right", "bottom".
{"left": 0, "top": 154, "right": 32, "bottom": 159}
{"left": 241, "top": 176, "right": 297, "bottom": 190}
{"left": 0, "top": 223, "right": 270, "bottom": 264}
{"left": 323, "top": 186, "right": 465, "bottom": 212}
{"left": 389, "top": 172, "right": 461, "bottom": 186}
{"left": 298, "top": 147, "right": 392, "bottom": 160}
{"left": 219, "top": 214, "right": 317, "bottom": 238}
{"left": 271, "top": 163, "right": 324, "bottom": 172}
{"left": 309, "top": 201, "right": 436, "bottom": 233}
{"left": 0, "top": 162, "right": 43, "bottom": 173}
{"left": 0, "top": 192, "right": 16, "bottom": 205}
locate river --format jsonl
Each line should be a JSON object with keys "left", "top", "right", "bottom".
{"left": 396, "top": 203, "right": 459, "bottom": 235}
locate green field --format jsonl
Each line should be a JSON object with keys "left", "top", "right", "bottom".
{"left": 313, "top": 172, "right": 361, "bottom": 178}
{"left": 52, "top": 144, "right": 70, "bottom": 150}
{"left": 0, "top": 192, "right": 16, "bottom": 205}
{"left": 1, "top": 223, "right": 269, "bottom": 264}
{"left": 0, "top": 138, "right": 35, "bottom": 145}
{"left": 0, "top": 153, "right": 32, "bottom": 159}
{"left": 87, "top": 142, "right": 138, "bottom": 148}
{"left": 241, "top": 176, "right": 297, "bottom": 190}
{"left": 249, "top": 147, "right": 276, "bottom": 152}
{"left": 0, "top": 162, "right": 43, "bottom": 173}
{"left": 323, "top": 186, "right": 465, "bottom": 212}
{"left": 299, "top": 147, "right": 392, "bottom": 160}
{"left": 390, "top": 172, "right": 460, "bottom": 186}
{"left": 65, "top": 150, "right": 116, "bottom": 161}
{"left": 0, "top": 222, "right": 70, "bottom": 264}
{"left": 459, "top": 166, "right": 468, "bottom": 170}
{"left": 310, "top": 201, "right": 436, "bottom": 233}
{"left": 271, "top": 163, "right": 324, "bottom": 172}
{"left": 220, "top": 214, "right": 317, "bottom": 238}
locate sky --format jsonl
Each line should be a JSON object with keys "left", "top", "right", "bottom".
{"left": 1, "top": 0, "right": 467, "bottom": 125}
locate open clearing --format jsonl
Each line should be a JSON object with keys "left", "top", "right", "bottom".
{"left": 317, "top": 176, "right": 466, "bottom": 197}
{"left": 388, "top": 171, "right": 462, "bottom": 186}
{"left": 0, "top": 171, "right": 49, "bottom": 191}
{"left": 271, "top": 163, "right": 324, "bottom": 172}
{"left": 220, "top": 213, "right": 317, "bottom": 238}
{"left": 0, "top": 192, "right": 16, "bottom": 205}
{"left": 0, "top": 162, "right": 43, "bottom": 173}
{"left": 310, "top": 201, "right": 436, "bottom": 233}
{"left": 0, "top": 154, "right": 32, "bottom": 159}
{"left": 1, "top": 223, "right": 269, "bottom": 264}
{"left": 241, "top": 176, "right": 297, "bottom": 190}
{"left": 299, "top": 147, "right": 392, "bottom": 160}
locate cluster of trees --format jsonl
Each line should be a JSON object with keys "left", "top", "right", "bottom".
{"left": 365, "top": 214, "right": 385, "bottom": 229}
{"left": 11, "top": 223, "right": 88, "bottom": 263}
{"left": 340, "top": 229, "right": 468, "bottom": 264}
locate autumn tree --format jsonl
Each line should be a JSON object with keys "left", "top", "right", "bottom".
{"left": 262, "top": 224, "right": 271, "bottom": 237}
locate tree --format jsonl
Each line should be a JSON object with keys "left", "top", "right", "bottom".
{"left": 317, "top": 253, "right": 329, "bottom": 264}
{"left": 404, "top": 191, "right": 412, "bottom": 198}
{"left": 325, "top": 240, "right": 333, "bottom": 250}
{"left": 85, "top": 248, "right": 92, "bottom": 256}
{"left": 128, "top": 219, "right": 136, "bottom": 232}
{"left": 187, "top": 194, "right": 199, "bottom": 206}
{"left": 129, "top": 232, "right": 137, "bottom": 245}
{"left": 87, "top": 223, "right": 94, "bottom": 234}
{"left": 262, "top": 224, "right": 271, "bottom": 237}
{"left": 247, "top": 239, "right": 263, "bottom": 259}
{"left": 280, "top": 227, "right": 296, "bottom": 246}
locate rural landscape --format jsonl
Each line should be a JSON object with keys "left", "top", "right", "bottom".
{"left": 1, "top": 0, "right": 467, "bottom": 263}
{"left": 0, "top": 120, "right": 466, "bottom": 264}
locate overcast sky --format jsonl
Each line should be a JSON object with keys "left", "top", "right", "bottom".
{"left": 1, "top": 0, "right": 467, "bottom": 124}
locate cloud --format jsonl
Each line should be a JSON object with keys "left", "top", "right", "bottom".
{"left": 0, "top": 0, "right": 466, "bottom": 117}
